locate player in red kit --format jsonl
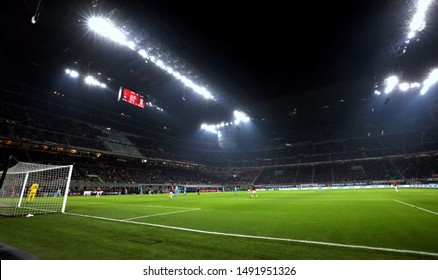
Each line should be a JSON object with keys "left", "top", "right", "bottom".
{"left": 169, "top": 185, "right": 174, "bottom": 199}
{"left": 251, "top": 184, "right": 257, "bottom": 198}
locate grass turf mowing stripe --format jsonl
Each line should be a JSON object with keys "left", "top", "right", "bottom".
{"left": 393, "top": 199, "right": 438, "bottom": 216}
{"left": 65, "top": 211, "right": 438, "bottom": 258}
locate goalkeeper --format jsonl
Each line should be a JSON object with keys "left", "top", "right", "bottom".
{"left": 27, "top": 182, "right": 39, "bottom": 202}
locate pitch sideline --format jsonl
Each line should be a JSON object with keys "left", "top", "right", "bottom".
{"left": 393, "top": 199, "right": 438, "bottom": 216}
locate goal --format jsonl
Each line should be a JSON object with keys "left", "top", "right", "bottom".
{"left": 0, "top": 161, "right": 73, "bottom": 217}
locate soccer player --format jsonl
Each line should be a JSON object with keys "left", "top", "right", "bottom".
{"left": 393, "top": 181, "right": 398, "bottom": 192}
{"left": 251, "top": 184, "right": 257, "bottom": 198}
{"left": 169, "top": 185, "right": 174, "bottom": 199}
{"left": 54, "top": 188, "right": 61, "bottom": 197}
{"left": 96, "top": 186, "right": 101, "bottom": 198}
{"left": 27, "top": 182, "right": 39, "bottom": 202}
{"left": 234, "top": 186, "right": 238, "bottom": 196}
{"left": 174, "top": 185, "right": 179, "bottom": 198}
{"left": 183, "top": 186, "right": 187, "bottom": 196}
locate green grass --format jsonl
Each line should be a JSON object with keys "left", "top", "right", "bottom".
{"left": 1, "top": 188, "right": 437, "bottom": 260}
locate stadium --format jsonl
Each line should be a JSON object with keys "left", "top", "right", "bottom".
{"left": 1, "top": 0, "right": 438, "bottom": 261}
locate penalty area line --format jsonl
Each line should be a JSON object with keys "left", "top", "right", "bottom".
{"left": 64, "top": 212, "right": 438, "bottom": 258}
{"left": 123, "top": 208, "right": 200, "bottom": 221}
{"left": 393, "top": 199, "right": 438, "bottom": 216}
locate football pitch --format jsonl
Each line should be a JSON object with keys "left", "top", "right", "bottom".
{"left": 0, "top": 188, "right": 437, "bottom": 260}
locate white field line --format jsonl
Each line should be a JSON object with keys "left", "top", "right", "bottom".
{"left": 71, "top": 201, "right": 197, "bottom": 210}
{"left": 65, "top": 211, "right": 438, "bottom": 258}
{"left": 393, "top": 199, "right": 438, "bottom": 216}
{"left": 123, "top": 208, "right": 200, "bottom": 221}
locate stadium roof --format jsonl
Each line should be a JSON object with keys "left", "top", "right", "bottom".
{"left": 2, "top": 0, "right": 438, "bottom": 138}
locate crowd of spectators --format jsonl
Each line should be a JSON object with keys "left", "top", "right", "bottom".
{"left": 1, "top": 84, "right": 438, "bottom": 189}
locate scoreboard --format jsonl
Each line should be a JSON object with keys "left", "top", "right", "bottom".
{"left": 118, "top": 87, "right": 145, "bottom": 109}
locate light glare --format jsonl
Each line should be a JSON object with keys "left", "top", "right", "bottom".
{"left": 384, "top": 75, "right": 399, "bottom": 94}
{"left": 421, "top": 68, "right": 438, "bottom": 95}
{"left": 87, "top": 15, "right": 214, "bottom": 100}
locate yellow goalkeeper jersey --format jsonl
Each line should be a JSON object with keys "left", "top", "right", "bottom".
{"left": 30, "top": 183, "right": 39, "bottom": 193}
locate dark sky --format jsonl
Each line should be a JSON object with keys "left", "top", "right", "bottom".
{"left": 133, "top": 0, "right": 388, "bottom": 103}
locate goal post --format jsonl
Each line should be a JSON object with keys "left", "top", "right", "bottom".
{"left": 0, "top": 161, "right": 73, "bottom": 217}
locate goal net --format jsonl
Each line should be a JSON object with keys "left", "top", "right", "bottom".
{"left": 0, "top": 161, "right": 73, "bottom": 217}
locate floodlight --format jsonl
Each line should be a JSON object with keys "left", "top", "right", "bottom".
{"left": 197, "top": 86, "right": 213, "bottom": 99}
{"left": 65, "top": 69, "right": 79, "bottom": 78}
{"left": 384, "top": 75, "right": 399, "bottom": 94}
{"left": 84, "top": 75, "right": 106, "bottom": 88}
{"left": 200, "top": 123, "right": 217, "bottom": 134}
{"left": 410, "top": 82, "right": 421, "bottom": 89}
{"left": 420, "top": 68, "right": 438, "bottom": 95}
{"left": 88, "top": 16, "right": 128, "bottom": 46}
{"left": 155, "top": 59, "right": 165, "bottom": 69}
{"left": 398, "top": 82, "right": 409, "bottom": 91}
{"left": 84, "top": 75, "right": 97, "bottom": 85}
{"left": 234, "top": 110, "right": 250, "bottom": 123}
{"left": 88, "top": 17, "right": 111, "bottom": 34}
{"left": 88, "top": 13, "right": 216, "bottom": 100}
